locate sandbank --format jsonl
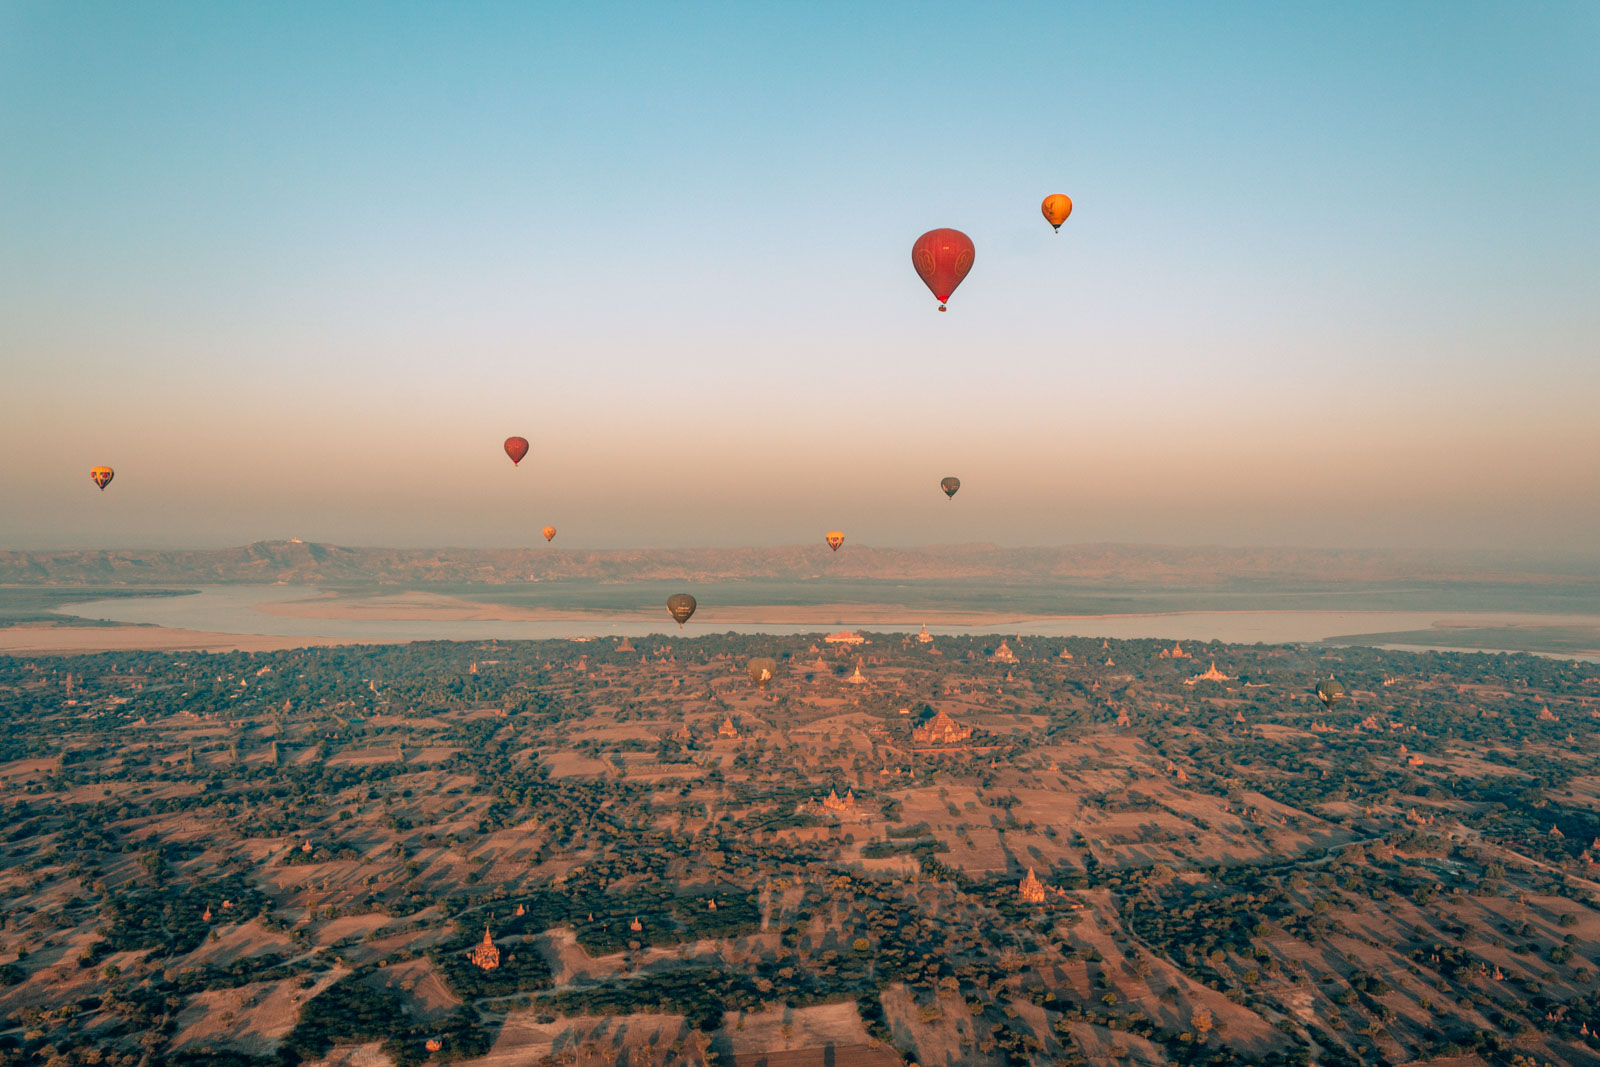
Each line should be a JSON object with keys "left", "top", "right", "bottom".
{"left": 0, "top": 622, "right": 352, "bottom": 656}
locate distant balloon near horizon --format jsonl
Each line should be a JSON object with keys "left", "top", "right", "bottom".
{"left": 940, "top": 476, "right": 961, "bottom": 499}
{"left": 90, "top": 466, "right": 114, "bottom": 491}
{"left": 542, "top": 525, "right": 556, "bottom": 543}
{"left": 825, "top": 530, "right": 845, "bottom": 552}
{"left": 504, "top": 437, "right": 530, "bottom": 466}
{"left": 911, "top": 228, "right": 975, "bottom": 311}
{"left": 1041, "top": 194, "right": 1073, "bottom": 232}
{"left": 666, "top": 593, "right": 697, "bottom": 628}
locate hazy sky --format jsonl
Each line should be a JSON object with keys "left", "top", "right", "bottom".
{"left": 3, "top": 2, "right": 1597, "bottom": 552}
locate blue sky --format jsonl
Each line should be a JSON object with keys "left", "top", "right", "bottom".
{"left": 2, "top": 2, "right": 1597, "bottom": 550}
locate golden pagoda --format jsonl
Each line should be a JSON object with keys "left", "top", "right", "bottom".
{"left": 916, "top": 625, "right": 934, "bottom": 644}
{"left": 1185, "top": 660, "right": 1232, "bottom": 685}
{"left": 1018, "top": 868, "right": 1047, "bottom": 904}
{"left": 629, "top": 917, "right": 643, "bottom": 933}
{"left": 468, "top": 924, "right": 500, "bottom": 971}
{"left": 991, "top": 640, "right": 1018, "bottom": 663}
{"left": 846, "top": 661, "right": 868, "bottom": 685}
{"left": 718, "top": 716, "right": 739, "bottom": 739}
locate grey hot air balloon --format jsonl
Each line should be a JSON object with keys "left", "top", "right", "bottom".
{"left": 1315, "top": 678, "right": 1347, "bottom": 709}
{"left": 666, "top": 593, "right": 697, "bottom": 629}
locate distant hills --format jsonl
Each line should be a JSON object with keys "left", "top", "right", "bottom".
{"left": 0, "top": 540, "right": 1593, "bottom": 589}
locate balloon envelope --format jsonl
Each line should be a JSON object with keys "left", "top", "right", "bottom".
{"left": 504, "top": 437, "right": 530, "bottom": 466}
{"left": 666, "top": 593, "right": 697, "bottom": 628}
{"left": 90, "top": 466, "right": 114, "bottom": 491}
{"left": 1315, "top": 679, "right": 1347, "bottom": 707}
{"left": 1041, "top": 194, "right": 1073, "bottom": 231}
{"left": 940, "top": 476, "right": 961, "bottom": 499}
{"left": 542, "top": 526, "right": 557, "bottom": 543}
{"left": 825, "top": 531, "right": 845, "bottom": 552}
{"left": 747, "top": 657, "right": 778, "bottom": 690}
{"left": 911, "top": 228, "right": 975, "bottom": 310}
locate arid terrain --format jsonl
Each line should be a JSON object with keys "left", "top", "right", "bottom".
{"left": 2, "top": 633, "right": 1600, "bottom": 1067}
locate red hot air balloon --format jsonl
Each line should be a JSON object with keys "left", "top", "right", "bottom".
{"left": 911, "top": 229, "right": 975, "bottom": 311}
{"left": 504, "top": 437, "right": 530, "bottom": 466}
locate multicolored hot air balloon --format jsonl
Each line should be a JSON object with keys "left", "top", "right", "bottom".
{"left": 1041, "top": 194, "right": 1073, "bottom": 232}
{"left": 747, "top": 657, "right": 778, "bottom": 690}
{"left": 666, "top": 593, "right": 697, "bottom": 628}
{"left": 1315, "top": 678, "right": 1347, "bottom": 709}
{"left": 911, "top": 228, "right": 975, "bottom": 311}
{"left": 542, "top": 526, "right": 557, "bottom": 543}
{"left": 940, "top": 476, "right": 961, "bottom": 499}
{"left": 825, "top": 531, "right": 845, "bottom": 552}
{"left": 90, "top": 466, "right": 114, "bottom": 491}
{"left": 504, "top": 437, "right": 530, "bottom": 466}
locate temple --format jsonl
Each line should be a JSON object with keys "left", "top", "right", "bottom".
{"left": 825, "top": 631, "right": 866, "bottom": 645}
{"left": 913, "top": 709, "right": 972, "bottom": 745}
{"left": 916, "top": 625, "right": 934, "bottom": 644}
{"left": 1018, "top": 867, "right": 1047, "bottom": 903}
{"left": 846, "top": 661, "right": 868, "bottom": 685}
{"left": 468, "top": 924, "right": 500, "bottom": 970}
{"left": 991, "top": 640, "right": 1017, "bottom": 663}
{"left": 1185, "top": 660, "right": 1233, "bottom": 685}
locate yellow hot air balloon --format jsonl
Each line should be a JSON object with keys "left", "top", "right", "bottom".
{"left": 825, "top": 531, "right": 845, "bottom": 552}
{"left": 542, "top": 526, "right": 557, "bottom": 543}
{"left": 90, "top": 466, "right": 115, "bottom": 491}
{"left": 1041, "top": 193, "right": 1073, "bottom": 232}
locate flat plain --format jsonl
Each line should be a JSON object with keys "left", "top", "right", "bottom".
{"left": 3, "top": 633, "right": 1600, "bottom": 1066}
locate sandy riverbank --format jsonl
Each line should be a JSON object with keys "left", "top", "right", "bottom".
{"left": 0, "top": 623, "right": 353, "bottom": 655}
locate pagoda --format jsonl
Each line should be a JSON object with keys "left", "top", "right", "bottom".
{"left": 846, "top": 661, "right": 868, "bottom": 685}
{"left": 825, "top": 631, "right": 866, "bottom": 645}
{"left": 468, "top": 924, "right": 500, "bottom": 971}
{"left": 991, "top": 640, "right": 1018, "bottom": 664}
{"left": 718, "top": 716, "right": 739, "bottom": 739}
{"left": 1018, "top": 868, "right": 1047, "bottom": 904}
{"left": 1185, "top": 660, "right": 1232, "bottom": 685}
{"left": 916, "top": 625, "right": 934, "bottom": 644}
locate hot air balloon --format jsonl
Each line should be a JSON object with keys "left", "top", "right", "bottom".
{"left": 1315, "top": 679, "right": 1347, "bottom": 709}
{"left": 504, "top": 437, "right": 530, "bottom": 466}
{"left": 1041, "top": 194, "right": 1073, "bottom": 232}
{"left": 747, "top": 657, "right": 778, "bottom": 690}
{"left": 940, "top": 477, "right": 961, "bottom": 499}
{"left": 666, "top": 593, "right": 697, "bottom": 628}
{"left": 911, "top": 228, "right": 975, "bottom": 311}
{"left": 90, "top": 467, "right": 114, "bottom": 491}
{"left": 825, "top": 531, "right": 845, "bottom": 552}
{"left": 542, "top": 526, "right": 557, "bottom": 543}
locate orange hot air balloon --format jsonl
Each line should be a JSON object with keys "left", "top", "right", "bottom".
{"left": 90, "top": 466, "right": 114, "bottom": 491}
{"left": 911, "top": 228, "right": 975, "bottom": 311}
{"left": 825, "top": 531, "right": 845, "bottom": 552}
{"left": 542, "top": 526, "right": 557, "bottom": 543}
{"left": 1041, "top": 194, "right": 1073, "bottom": 232}
{"left": 504, "top": 437, "right": 530, "bottom": 466}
